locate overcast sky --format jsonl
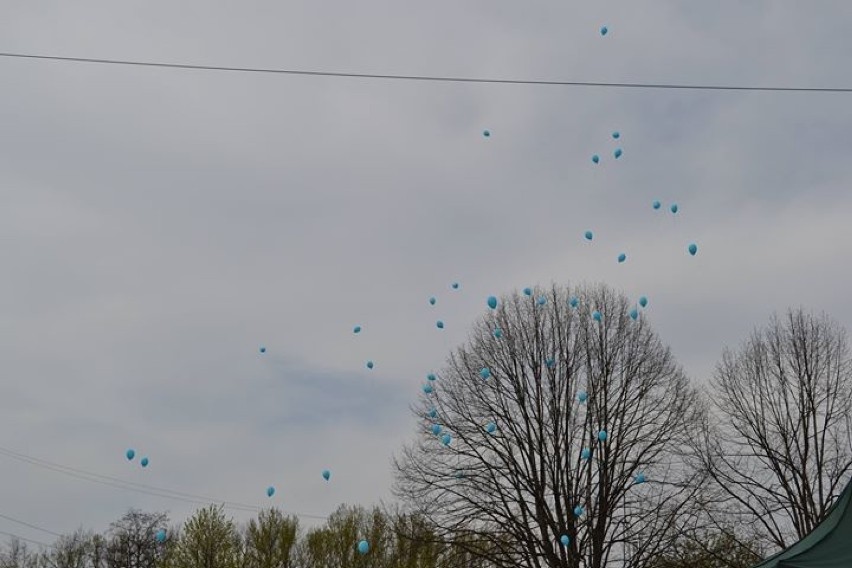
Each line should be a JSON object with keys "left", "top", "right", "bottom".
{"left": 1, "top": 0, "right": 851, "bottom": 547}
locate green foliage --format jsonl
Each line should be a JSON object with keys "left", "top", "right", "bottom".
{"left": 242, "top": 509, "right": 298, "bottom": 568}
{"left": 165, "top": 505, "right": 241, "bottom": 568}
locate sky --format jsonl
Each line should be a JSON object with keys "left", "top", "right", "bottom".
{"left": 1, "top": 0, "right": 852, "bottom": 548}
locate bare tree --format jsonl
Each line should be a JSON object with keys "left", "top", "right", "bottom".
{"left": 695, "top": 308, "right": 852, "bottom": 552}
{"left": 105, "top": 509, "right": 169, "bottom": 568}
{"left": 392, "top": 283, "right": 705, "bottom": 568}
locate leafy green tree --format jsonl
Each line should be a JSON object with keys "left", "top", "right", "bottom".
{"left": 166, "top": 505, "right": 242, "bottom": 568}
{"left": 242, "top": 509, "right": 298, "bottom": 568}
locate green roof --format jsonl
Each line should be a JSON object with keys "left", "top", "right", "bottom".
{"left": 752, "top": 478, "right": 852, "bottom": 568}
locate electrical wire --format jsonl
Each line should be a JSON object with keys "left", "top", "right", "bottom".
{"left": 0, "top": 513, "right": 62, "bottom": 538}
{"left": 1, "top": 51, "right": 851, "bottom": 93}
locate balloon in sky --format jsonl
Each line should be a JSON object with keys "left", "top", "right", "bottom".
{"left": 537, "top": 295, "right": 547, "bottom": 306}
{"left": 451, "top": 282, "right": 460, "bottom": 290}
{"left": 600, "top": 26, "right": 608, "bottom": 36}
{"left": 155, "top": 529, "right": 167, "bottom": 543}
{"left": 574, "top": 506, "right": 584, "bottom": 517}
{"left": 267, "top": 486, "right": 275, "bottom": 497}
{"left": 617, "top": 253, "right": 627, "bottom": 263}
{"left": 259, "top": 346, "right": 266, "bottom": 354}
{"left": 688, "top": 243, "right": 698, "bottom": 256}
{"left": 486, "top": 422, "right": 497, "bottom": 433}
{"left": 141, "top": 457, "right": 149, "bottom": 468}
{"left": 483, "top": 130, "right": 491, "bottom": 137}
{"left": 429, "top": 297, "right": 436, "bottom": 305}
{"left": 322, "top": 470, "right": 331, "bottom": 481}
{"left": 592, "top": 311, "right": 602, "bottom": 322}
{"left": 652, "top": 201, "right": 661, "bottom": 210}
{"left": 366, "top": 360, "right": 374, "bottom": 369}
{"left": 614, "top": 148, "right": 623, "bottom": 159}
{"left": 432, "top": 424, "right": 442, "bottom": 435}
{"left": 523, "top": 287, "right": 533, "bottom": 296}
{"left": 592, "top": 154, "right": 600, "bottom": 164}
{"left": 598, "top": 430, "right": 608, "bottom": 442}
{"left": 612, "top": 131, "right": 620, "bottom": 139}
{"left": 639, "top": 296, "right": 648, "bottom": 308}
{"left": 585, "top": 230, "right": 594, "bottom": 241}
{"left": 581, "top": 448, "right": 591, "bottom": 460}
{"left": 560, "top": 535, "right": 570, "bottom": 547}
{"left": 480, "top": 368, "right": 491, "bottom": 380}
{"left": 629, "top": 308, "right": 638, "bottom": 321}
{"left": 635, "top": 473, "right": 647, "bottom": 484}
{"left": 487, "top": 296, "right": 498, "bottom": 309}
{"left": 670, "top": 203, "right": 679, "bottom": 214}
{"left": 428, "top": 407, "right": 438, "bottom": 418}
{"left": 358, "top": 540, "right": 370, "bottom": 555}
{"left": 578, "top": 391, "right": 588, "bottom": 403}
{"left": 353, "top": 326, "right": 361, "bottom": 334}
{"left": 442, "top": 434, "right": 452, "bottom": 446}
{"left": 126, "top": 449, "right": 135, "bottom": 461}
{"left": 436, "top": 321, "right": 444, "bottom": 329}
{"left": 493, "top": 328, "right": 503, "bottom": 338}
{"left": 569, "top": 296, "right": 579, "bottom": 308}
{"left": 423, "top": 384, "right": 434, "bottom": 394}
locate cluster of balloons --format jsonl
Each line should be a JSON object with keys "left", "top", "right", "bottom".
{"left": 125, "top": 449, "right": 149, "bottom": 468}
{"left": 591, "top": 130, "right": 624, "bottom": 164}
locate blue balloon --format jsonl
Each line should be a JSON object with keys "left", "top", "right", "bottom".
{"left": 537, "top": 295, "right": 547, "bottom": 306}
{"left": 432, "top": 424, "right": 442, "bottom": 435}
{"left": 546, "top": 358, "right": 556, "bottom": 368}
{"left": 267, "top": 486, "right": 275, "bottom": 497}
{"left": 585, "top": 230, "right": 594, "bottom": 241}
{"left": 574, "top": 505, "right": 584, "bottom": 517}
{"left": 652, "top": 201, "right": 661, "bottom": 210}
{"left": 483, "top": 130, "right": 491, "bottom": 137}
{"left": 523, "top": 287, "right": 533, "bottom": 296}
{"left": 259, "top": 346, "right": 266, "bottom": 353}
{"left": 629, "top": 308, "right": 638, "bottom": 320}
{"left": 480, "top": 368, "right": 491, "bottom": 380}
{"left": 366, "top": 360, "right": 374, "bottom": 369}
{"left": 670, "top": 203, "right": 679, "bottom": 214}
{"left": 569, "top": 296, "right": 579, "bottom": 308}
{"left": 155, "top": 529, "right": 167, "bottom": 543}
{"left": 592, "top": 154, "right": 600, "bottom": 164}
{"left": 429, "top": 296, "right": 437, "bottom": 305}
{"left": 560, "top": 534, "right": 570, "bottom": 546}
{"left": 427, "top": 373, "right": 437, "bottom": 381}
{"left": 600, "top": 26, "right": 608, "bottom": 36}
{"left": 436, "top": 320, "right": 444, "bottom": 329}
{"left": 357, "top": 540, "right": 369, "bottom": 555}
{"left": 578, "top": 391, "right": 588, "bottom": 403}
{"left": 353, "top": 326, "right": 361, "bottom": 334}
{"left": 612, "top": 131, "right": 620, "bottom": 139}
{"left": 688, "top": 243, "right": 698, "bottom": 256}
{"left": 486, "top": 422, "right": 497, "bottom": 433}
{"left": 441, "top": 433, "right": 452, "bottom": 446}
{"left": 639, "top": 296, "right": 648, "bottom": 308}
{"left": 581, "top": 448, "right": 591, "bottom": 460}
{"left": 598, "top": 430, "right": 608, "bottom": 442}
{"left": 141, "top": 457, "right": 149, "bottom": 468}
{"left": 493, "top": 328, "right": 503, "bottom": 338}
{"left": 451, "top": 282, "right": 460, "bottom": 290}
{"left": 487, "top": 296, "right": 498, "bottom": 309}
{"left": 428, "top": 407, "right": 438, "bottom": 418}
{"left": 614, "top": 148, "right": 623, "bottom": 159}
{"left": 635, "top": 473, "right": 647, "bottom": 484}
{"left": 592, "top": 311, "right": 602, "bottom": 322}
{"left": 126, "top": 449, "right": 135, "bottom": 461}
{"left": 423, "top": 384, "right": 434, "bottom": 394}
{"left": 322, "top": 469, "right": 331, "bottom": 481}
{"left": 617, "top": 253, "right": 626, "bottom": 263}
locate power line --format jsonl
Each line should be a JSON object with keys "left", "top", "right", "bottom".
{"left": 0, "top": 445, "right": 328, "bottom": 521}
{"left": 1, "top": 51, "right": 851, "bottom": 93}
{"left": 0, "top": 513, "right": 62, "bottom": 538}
{"left": 0, "top": 530, "right": 55, "bottom": 549}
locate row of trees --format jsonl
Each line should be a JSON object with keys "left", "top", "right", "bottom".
{"left": 3, "top": 283, "right": 850, "bottom": 568}
{"left": 392, "top": 284, "right": 852, "bottom": 568}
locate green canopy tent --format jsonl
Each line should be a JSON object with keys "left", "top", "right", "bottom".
{"left": 752, "top": 478, "right": 852, "bottom": 568}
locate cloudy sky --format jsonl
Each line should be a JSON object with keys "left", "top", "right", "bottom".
{"left": 1, "top": 0, "right": 851, "bottom": 546}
